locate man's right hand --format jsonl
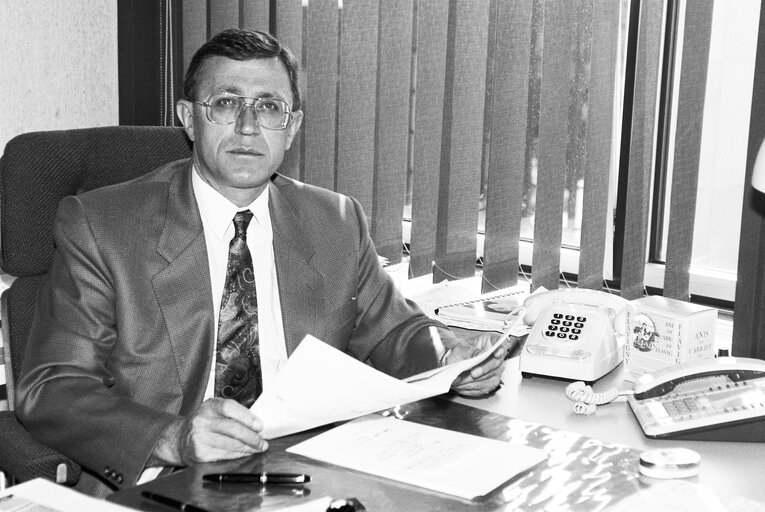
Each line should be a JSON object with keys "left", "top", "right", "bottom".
{"left": 150, "top": 398, "right": 268, "bottom": 467}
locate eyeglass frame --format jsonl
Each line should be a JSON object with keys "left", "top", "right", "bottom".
{"left": 192, "top": 93, "right": 299, "bottom": 130}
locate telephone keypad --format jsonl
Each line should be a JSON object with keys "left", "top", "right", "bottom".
{"left": 544, "top": 314, "right": 588, "bottom": 342}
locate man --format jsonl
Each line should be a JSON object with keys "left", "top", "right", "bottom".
{"left": 16, "top": 29, "right": 509, "bottom": 494}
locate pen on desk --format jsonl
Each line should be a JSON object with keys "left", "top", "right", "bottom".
{"left": 203, "top": 472, "right": 311, "bottom": 484}
{"left": 140, "top": 490, "right": 211, "bottom": 512}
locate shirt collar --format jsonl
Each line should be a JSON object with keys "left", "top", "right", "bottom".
{"left": 191, "top": 165, "right": 270, "bottom": 242}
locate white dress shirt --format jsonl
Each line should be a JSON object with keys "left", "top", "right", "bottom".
{"left": 191, "top": 167, "right": 288, "bottom": 399}
{"left": 137, "top": 169, "right": 288, "bottom": 485}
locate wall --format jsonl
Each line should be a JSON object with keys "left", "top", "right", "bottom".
{"left": 0, "top": 0, "right": 119, "bottom": 151}
{"left": 0, "top": 0, "right": 118, "bottom": 410}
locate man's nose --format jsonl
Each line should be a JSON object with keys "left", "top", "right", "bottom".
{"left": 235, "top": 104, "right": 262, "bottom": 135}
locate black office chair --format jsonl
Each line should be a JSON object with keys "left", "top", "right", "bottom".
{"left": 0, "top": 126, "right": 192, "bottom": 487}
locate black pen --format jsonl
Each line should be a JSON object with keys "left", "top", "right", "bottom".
{"left": 203, "top": 472, "right": 311, "bottom": 484}
{"left": 141, "top": 490, "right": 211, "bottom": 512}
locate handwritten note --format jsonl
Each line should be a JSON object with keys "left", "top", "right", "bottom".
{"left": 287, "top": 415, "right": 547, "bottom": 500}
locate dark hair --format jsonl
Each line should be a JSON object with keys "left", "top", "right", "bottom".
{"left": 183, "top": 28, "right": 302, "bottom": 111}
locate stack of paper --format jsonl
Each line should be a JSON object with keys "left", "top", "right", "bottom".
{"left": 435, "top": 283, "right": 531, "bottom": 333}
{"left": 287, "top": 415, "right": 547, "bottom": 500}
{"left": 0, "top": 478, "right": 134, "bottom": 511}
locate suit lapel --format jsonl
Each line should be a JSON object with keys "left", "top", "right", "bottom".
{"left": 152, "top": 163, "right": 214, "bottom": 412}
{"left": 270, "top": 176, "right": 325, "bottom": 355}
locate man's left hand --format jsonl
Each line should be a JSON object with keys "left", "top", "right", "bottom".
{"left": 446, "top": 332, "right": 511, "bottom": 397}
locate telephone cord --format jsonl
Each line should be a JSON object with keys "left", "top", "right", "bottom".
{"left": 565, "top": 381, "right": 633, "bottom": 415}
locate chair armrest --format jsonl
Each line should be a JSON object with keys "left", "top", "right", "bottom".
{"left": 0, "top": 411, "right": 81, "bottom": 486}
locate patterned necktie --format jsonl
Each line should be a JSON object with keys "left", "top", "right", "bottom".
{"left": 215, "top": 210, "right": 262, "bottom": 407}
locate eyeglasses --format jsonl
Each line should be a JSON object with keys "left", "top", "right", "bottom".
{"left": 194, "top": 93, "right": 294, "bottom": 130}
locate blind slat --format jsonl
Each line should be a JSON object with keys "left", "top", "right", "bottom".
{"left": 336, "top": 1, "right": 379, "bottom": 216}
{"left": 181, "top": 3, "right": 207, "bottom": 72}
{"left": 208, "top": 0, "right": 239, "bottom": 35}
{"left": 620, "top": 0, "right": 666, "bottom": 300}
{"left": 274, "top": 0, "right": 304, "bottom": 179}
{"left": 578, "top": 0, "right": 621, "bottom": 290}
{"left": 664, "top": 0, "right": 714, "bottom": 300}
{"left": 409, "top": 0, "right": 450, "bottom": 277}
{"left": 733, "top": 2, "right": 765, "bottom": 358}
{"left": 481, "top": 0, "right": 534, "bottom": 293}
{"left": 372, "top": 0, "right": 414, "bottom": 263}
{"left": 302, "top": 0, "right": 339, "bottom": 189}
{"left": 433, "top": 0, "right": 491, "bottom": 282}
{"left": 532, "top": 0, "right": 575, "bottom": 291}
{"left": 241, "top": 0, "right": 270, "bottom": 33}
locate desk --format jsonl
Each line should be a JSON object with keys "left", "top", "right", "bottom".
{"left": 453, "top": 357, "right": 765, "bottom": 504}
{"left": 108, "top": 358, "right": 765, "bottom": 511}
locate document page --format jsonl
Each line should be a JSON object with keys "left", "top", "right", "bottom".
{"left": 0, "top": 478, "right": 134, "bottom": 512}
{"left": 287, "top": 415, "right": 547, "bottom": 500}
{"left": 251, "top": 334, "right": 505, "bottom": 439}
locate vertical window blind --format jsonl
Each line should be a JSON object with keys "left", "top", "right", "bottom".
{"left": 174, "top": 0, "right": 715, "bottom": 306}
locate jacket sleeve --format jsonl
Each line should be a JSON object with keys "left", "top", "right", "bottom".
{"left": 342, "top": 196, "right": 460, "bottom": 379}
{"left": 15, "top": 196, "right": 179, "bottom": 490}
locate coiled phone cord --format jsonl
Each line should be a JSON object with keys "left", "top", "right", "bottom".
{"left": 565, "top": 381, "right": 634, "bottom": 415}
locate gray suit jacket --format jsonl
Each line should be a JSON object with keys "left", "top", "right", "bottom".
{"left": 16, "top": 159, "right": 453, "bottom": 490}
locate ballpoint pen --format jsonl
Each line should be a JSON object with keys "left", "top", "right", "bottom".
{"left": 141, "top": 490, "right": 211, "bottom": 512}
{"left": 203, "top": 472, "right": 311, "bottom": 484}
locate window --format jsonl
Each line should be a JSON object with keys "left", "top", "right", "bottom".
{"left": 400, "top": 0, "right": 759, "bottom": 306}
{"left": 647, "top": 0, "right": 760, "bottom": 304}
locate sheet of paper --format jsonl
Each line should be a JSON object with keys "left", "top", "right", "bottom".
{"left": 0, "top": 478, "right": 134, "bottom": 512}
{"left": 287, "top": 415, "right": 547, "bottom": 500}
{"left": 391, "top": 272, "right": 486, "bottom": 319}
{"left": 251, "top": 334, "right": 505, "bottom": 439}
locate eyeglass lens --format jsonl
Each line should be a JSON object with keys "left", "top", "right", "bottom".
{"left": 207, "top": 94, "right": 290, "bottom": 129}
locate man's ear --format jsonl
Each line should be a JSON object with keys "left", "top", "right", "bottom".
{"left": 176, "top": 100, "right": 195, "bottom": 141}
{"left": 285, "top": 111, "right": 303, "bottom": 151}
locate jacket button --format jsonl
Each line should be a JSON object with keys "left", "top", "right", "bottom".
{"left": 103, "top": 466, "right": 111, "bottom": 477}
{"left": 116, "top": 474, "right": 123, "bottom": 484}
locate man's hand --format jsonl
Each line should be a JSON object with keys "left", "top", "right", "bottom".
{"left": 151, "top": 398, "right": 268, "bottom": 467}
{"left": 446, "top": 332, "right": 511, "bottom": 397}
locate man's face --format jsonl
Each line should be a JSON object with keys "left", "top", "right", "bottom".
{"left": 176, "top": 56, "right": 302, "bottom": 206}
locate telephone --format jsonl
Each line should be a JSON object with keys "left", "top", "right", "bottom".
{"left": 518, "top": 288, "right": 629, "bottom": 383}
{"left": 627, "top": 356, "right": 765, "bottom": 442}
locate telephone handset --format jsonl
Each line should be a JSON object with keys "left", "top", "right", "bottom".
{"left": 627, "top": 356, "right": 765, "bottom": 442}
{"left": 518, "top": 288, "right": 629, "bottom": 383}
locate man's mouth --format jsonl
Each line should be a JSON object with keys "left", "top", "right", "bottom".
{"left": 229, "top": 147, "right": 262, "bottom": 156}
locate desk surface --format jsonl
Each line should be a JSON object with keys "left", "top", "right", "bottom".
{"left": 454, "top": 357, "right": 765, "bottom": 504}
{"left": 109, "top": 358, "right": 765, "bottom": 511}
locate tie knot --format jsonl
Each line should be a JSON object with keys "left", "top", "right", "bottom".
{"left": 233, "top": 210, "right": 253, "bottom": 238}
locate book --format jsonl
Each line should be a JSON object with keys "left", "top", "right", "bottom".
{"left": 287, "top": 415, "right": 547, "bottom": 500}
{"left": 435, "top": 282, "right": 531, "bottom": 333}
{"left": 624, "top": 296, "right": 718, "bottom": 381}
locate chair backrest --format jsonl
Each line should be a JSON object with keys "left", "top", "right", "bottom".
{"left": 0, "top": 126, "right": 192, "bottom": 408}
